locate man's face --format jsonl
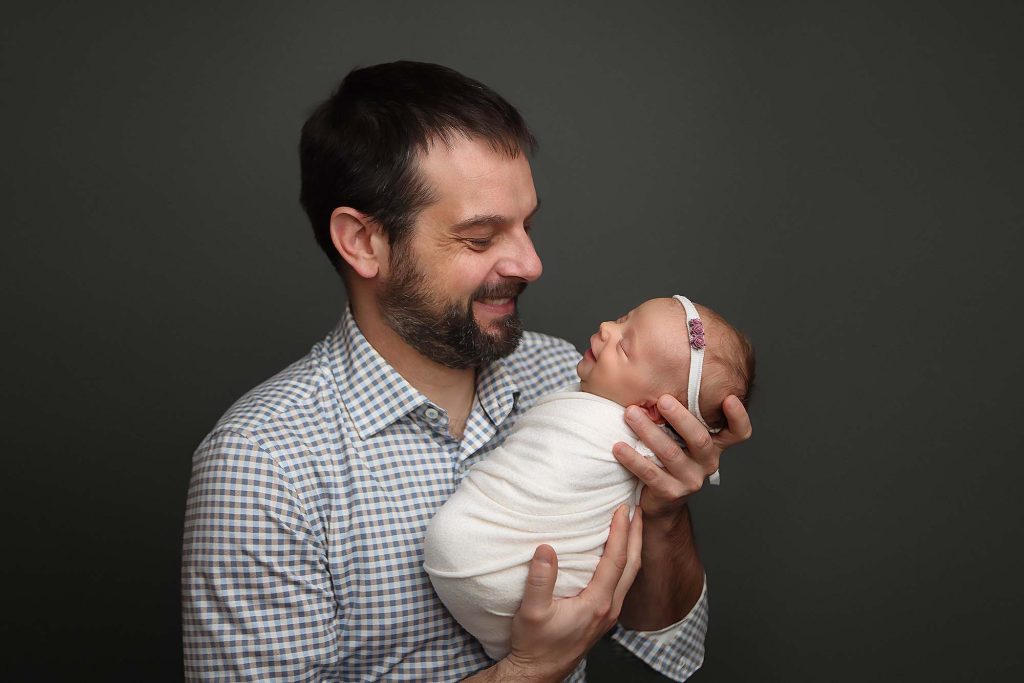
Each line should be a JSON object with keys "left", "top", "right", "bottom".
{"left": 378, "top": 135, "right": 543, "bottom": 369}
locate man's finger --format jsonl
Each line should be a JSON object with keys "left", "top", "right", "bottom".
{"left": 583, "top": 505, "right": 630, "bottom": 599}
{"left": 518, "top": 544, "right": 558, "bottom": 618}
{"left": 611, "top": 507, "right": 643, "bottom": 613}
{"left": 613, "top": 441, "right": 705, "bottom": 501}
{"left": 656, "top": 394, "right": 719, "bottom": 472}
{"left": 623, "top": 405, "right": 690, "bottom": 475}
{"left": 713, "top": 394, "right": 753, "bottom": 448}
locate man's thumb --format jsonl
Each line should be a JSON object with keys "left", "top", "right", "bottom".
{"left": 519, "top": 544, "right": 557, "bottom": 616}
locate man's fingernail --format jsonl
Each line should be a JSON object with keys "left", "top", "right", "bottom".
{"left": 658, "top": 396, "right": 673, "bottom": 410}
{"left": 625, "top": 406, "right": 641, "bottom": 421}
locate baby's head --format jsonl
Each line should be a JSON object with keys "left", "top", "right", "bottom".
{"left": 576, "top": 296, "right": 755, "bottom": 429}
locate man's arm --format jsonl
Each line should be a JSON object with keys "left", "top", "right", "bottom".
{"left": 181, "top": 430, "right": 338, "bottom": 681}
{"left": 618, "top": 503, "right": 703, "bottom": 630}
{"left": 608, "top": 394, "right": 752, "bottom": 680}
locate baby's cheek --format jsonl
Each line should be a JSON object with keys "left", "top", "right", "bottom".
{"left": 645, "top": 363, "right": 675, "bottom": 399}
{"left": 581, "top": 368, "right": 626, "bottom": 405}
{"left": 611, "top": 366, "right": 654, "bottom": 408}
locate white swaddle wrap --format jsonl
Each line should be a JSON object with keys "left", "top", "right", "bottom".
{"left": 425, "top": 295, "right": 725, "bottom": 659}
{"left": 423, "top": 385, "right": 649, "bottom": 660}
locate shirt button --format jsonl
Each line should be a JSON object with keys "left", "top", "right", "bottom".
{"left": 424, "top": 408, "right": 440, "bottom": 420}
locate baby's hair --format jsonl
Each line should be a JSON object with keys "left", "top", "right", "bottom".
{"left": 683, "top": 303, "right": 756, "bottom": 430}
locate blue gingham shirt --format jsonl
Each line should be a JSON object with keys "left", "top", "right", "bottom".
{"left": 182, "top": 307, "right": 708, "bottom": 681}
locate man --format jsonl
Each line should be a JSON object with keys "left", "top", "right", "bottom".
{"left": 182, "top": 61, "right": 751, "bottom": 682}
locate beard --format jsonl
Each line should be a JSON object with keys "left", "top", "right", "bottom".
{"left": 379, "top": 246, "right": 526, "bottom": 370}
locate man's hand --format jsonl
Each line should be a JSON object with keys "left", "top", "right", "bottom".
{"left": 496, "top": 504, "right": 643, "bottom": 682}
{"left": 614, "top": 394, "right": 752, "bottom": 521}
{"left": 610, "top": 393, "right": 752, "bottom": 631}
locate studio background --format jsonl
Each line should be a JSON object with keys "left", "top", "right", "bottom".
{"left": 4, "top": 1, "right": 1021, "bottom": 680}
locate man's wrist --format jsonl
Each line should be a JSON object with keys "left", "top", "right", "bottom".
{"left": 643, "top": 502, "right": 692, "bottom": 546}
{"left": 631, "top": 573, "right": 707, "bottom": 642}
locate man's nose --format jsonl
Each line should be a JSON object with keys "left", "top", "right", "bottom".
{"left": 495, "top": 227, "right": 543, "bottom": 282}
{"left": 599, "top": 321, "right": 614, "bottom": 340}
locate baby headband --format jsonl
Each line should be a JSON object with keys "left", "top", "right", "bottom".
{"left": 673, "top": 295, "right": 721, "bottom": 485}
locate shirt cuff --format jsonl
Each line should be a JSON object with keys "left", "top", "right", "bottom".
{"left": 610, "top": 574, "right": 709, "bottom": 682}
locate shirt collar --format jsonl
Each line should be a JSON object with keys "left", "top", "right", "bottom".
{"left": 475, "top": 356, "right": 520, "bottom": 428}
{"left": 330, "top": 306, "right": 521, "bottom": 440}
{"left": 332, "top": 307, "right": 428, "bottom": 440}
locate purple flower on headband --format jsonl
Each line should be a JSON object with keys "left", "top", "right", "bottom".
{"left": 688, "top": 319, "right": 706, "bottom": 350}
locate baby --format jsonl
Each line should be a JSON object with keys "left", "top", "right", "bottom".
{"left": 423, "top": 295, "right": 755, "bottom": 660}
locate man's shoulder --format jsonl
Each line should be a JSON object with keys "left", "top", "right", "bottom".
{"left": 188, "top": 334, "right": 342, "bottom": 546}
{"left": 199, "top": 336, "right": 340, "bottom": 457}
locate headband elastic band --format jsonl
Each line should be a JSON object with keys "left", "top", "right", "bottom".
{"left": 673, "top": 295, "right": 721, "bottom": 485}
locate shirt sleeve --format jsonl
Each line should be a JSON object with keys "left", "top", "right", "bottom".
{"left": 608, "top": 575, "right": 709, "bottom": 682}
{"left": 181, "top": 429, "right": 340, "bottom": 681}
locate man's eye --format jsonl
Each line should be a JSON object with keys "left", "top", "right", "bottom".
{"left": 465, "top": 238, "right": 493, "bottom": 249}
{"left": 615, "top": 316, "right": 627, "bottom": 324}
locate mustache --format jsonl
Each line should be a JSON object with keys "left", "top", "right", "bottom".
{"left": 472, "top": 280, "right": 528, "bottom": 300}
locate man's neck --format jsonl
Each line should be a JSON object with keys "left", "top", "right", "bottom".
{"left": 349, "top": 295, "right": 476, "bottom": 438}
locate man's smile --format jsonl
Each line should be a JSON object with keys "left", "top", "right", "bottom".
{"left": 473, "top": 297, "right": 515, "bottom": 315}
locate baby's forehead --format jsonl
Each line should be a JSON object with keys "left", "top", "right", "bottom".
{"left": 636, "top": 298, "right": 689, "bottom": 360}
{"left": 636, "top": 297, "right": 684, "bottom": 318}
{"left": 638, "top": 297, "right": 687, "bottom": 329}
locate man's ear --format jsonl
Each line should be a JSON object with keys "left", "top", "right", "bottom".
{"left": 329, "top": 207, "right": 389, "bottom": 279}
{"left": 637, "top": 401, "right": 667, "bottom": 425}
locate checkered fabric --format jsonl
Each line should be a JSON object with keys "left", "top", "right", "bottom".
{"left": 182, "top": 307, "right": 708, "bottom": 681}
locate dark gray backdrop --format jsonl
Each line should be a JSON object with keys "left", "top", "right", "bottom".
{"left": 4, "top": 1, "right": 1022, "bottom": 680}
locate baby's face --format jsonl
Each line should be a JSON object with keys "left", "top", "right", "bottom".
{"left": 576, "top": 298, "right": 690, "bottom": 409}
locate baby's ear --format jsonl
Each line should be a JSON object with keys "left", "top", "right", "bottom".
{"left": 638, "top": 401, "right": 667, "bottom": 425}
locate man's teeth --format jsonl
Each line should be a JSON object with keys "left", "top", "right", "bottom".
{"left": 478, "top": 298, "right": 511, "bottom": 305}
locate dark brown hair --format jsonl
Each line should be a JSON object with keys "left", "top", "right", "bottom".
{"left": 299, "top": 61, "right": 537, "bottom": 277}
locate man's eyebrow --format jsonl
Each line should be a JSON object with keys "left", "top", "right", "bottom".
{"left": 452, "top": 200, "right": 541, "bottom": 231}
{"left": 451, "top": 214, "right": 509, "bottom": 230}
